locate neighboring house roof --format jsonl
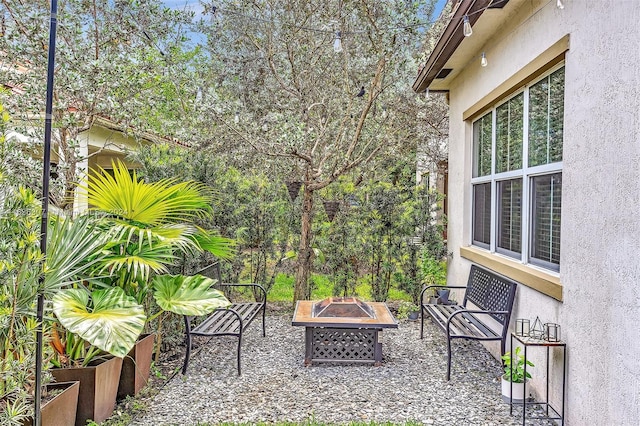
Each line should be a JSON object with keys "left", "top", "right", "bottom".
{"left": 413, "top": 0, "right": 513, "bottom": 93}
{"left": 92, "top": 116, "right": 191, "bottom": 148}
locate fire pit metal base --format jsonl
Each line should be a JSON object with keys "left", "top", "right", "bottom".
{"left": 293, "top": 299, "right": 397, "bottom": 366}
{"left": 306, "top": 327, "right": 381, "bottom": 365}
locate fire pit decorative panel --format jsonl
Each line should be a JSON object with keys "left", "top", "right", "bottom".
{"left": 311, "top": 328, "right": 376, "bottom": 361}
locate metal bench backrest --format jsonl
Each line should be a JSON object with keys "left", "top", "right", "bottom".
{"left": 462, "top": 265, "right": 517, "bottom": 325}
{"left": 195, "top": 262, "right": 223, "bottom": 286}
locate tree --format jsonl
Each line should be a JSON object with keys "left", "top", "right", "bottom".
{"left": 0, "top": 0, "right": 198, "bottom": 210}
{"left": 198, "top": 0, "right": 439, "bottom": 302}
{"left": 131, "top": 143, "right": 294, "bottom": 295}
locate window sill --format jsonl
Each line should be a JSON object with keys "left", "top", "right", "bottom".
{"left": 460, "top": 246, "right": 562, "bottom": 301}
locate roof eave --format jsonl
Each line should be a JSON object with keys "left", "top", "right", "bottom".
{"left": 413, "top": 0, "right": 493, "bottom": 93}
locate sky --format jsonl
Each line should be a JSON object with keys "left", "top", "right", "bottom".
{"left": 162, "top": 0, "right": 204, "bottom": 14}
{"left": 160, "top": 0, "right": 450, "bottom": 46}
{"left": 433, "top": 0, "right": 448, "bottom": 19}
{"left": 161, "top": 0, "right": 450, "bottom": 22}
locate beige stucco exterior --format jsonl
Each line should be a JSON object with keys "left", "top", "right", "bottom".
{"left": 419, "top": 0, "right": 640, "bottom": 424}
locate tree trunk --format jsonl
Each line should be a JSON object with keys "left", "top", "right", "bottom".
{"left": 293, "top": 186, "right": 314, "bottom": 303}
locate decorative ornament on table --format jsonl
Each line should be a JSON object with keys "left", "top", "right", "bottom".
{"left": 530, "top": 316, "right": 544, "bottom": 340}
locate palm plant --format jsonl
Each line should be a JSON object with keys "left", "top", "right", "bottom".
{"left": 44, "top": 215, "right": 149, "bottom": 367}
{"left": 0, "top": 187, "right": 143, "bottom": 423}
{"left": 67, "top": 161, "right": 234, "bottom": 352}
{"left": 82, "top": 160, "right": 234, "bottom": 300}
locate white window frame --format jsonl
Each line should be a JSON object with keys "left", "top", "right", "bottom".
{"left": 470, "top": 63, "right": 564, "bottom": 272}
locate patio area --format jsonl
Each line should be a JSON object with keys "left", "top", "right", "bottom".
{"left": 129, "top": 315, "right": 553, "bottom": 425}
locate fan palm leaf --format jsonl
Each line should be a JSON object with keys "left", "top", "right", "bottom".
{"left": 83, "top": 160, "right": 211, "bottom": 226}
{"left": 43, "top": 215, "right": 109, "bottom": 295}
{"left": 192, "top": 227, "right": 236, "bottom": 260}
{"left": 98, "top": 240, "right": 176, "bottom": 282}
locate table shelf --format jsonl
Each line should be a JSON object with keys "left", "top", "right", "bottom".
{"left": 509, "top": 333, "right": 566, "bottom": 425}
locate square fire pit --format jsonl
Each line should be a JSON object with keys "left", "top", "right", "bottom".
{"left": 292, "top": 297, "right": 397, "bottom": 366}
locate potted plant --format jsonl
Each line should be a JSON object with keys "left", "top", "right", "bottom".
{"left": 0, "top": 187, "right": 108, "bottom": 425}
{"left": 79, "top": 160, "right": 235, "bottom": 398}
{"left": 49, "top": 285, "right": 147, "bottom": 426}
{"left": 396, "top": 301, "right": 420, "bottom": 321}
{"left": 501, "top": 346, "right": 535, "bottom": 402}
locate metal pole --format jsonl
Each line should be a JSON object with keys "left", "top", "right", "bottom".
{"left": 35, "top": 1, "right": 58, "bottom": 425}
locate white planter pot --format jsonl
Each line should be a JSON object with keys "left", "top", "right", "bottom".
{"left": 501, "top": 375, "right": 527, "bottom": 402}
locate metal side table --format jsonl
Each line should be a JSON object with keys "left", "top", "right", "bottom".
{"left": 510, "top": 333, "right": 566, "bottom": 425}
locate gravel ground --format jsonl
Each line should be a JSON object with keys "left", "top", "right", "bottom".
{"left": 130, "top": 315, "right": 554, "bottom": 425}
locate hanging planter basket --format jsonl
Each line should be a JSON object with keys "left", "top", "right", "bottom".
{"left": 323, "top": 201, "right": 340, "bottom": 222}
{"left": 285, "top": 181, "right": 303, "bottom": 202}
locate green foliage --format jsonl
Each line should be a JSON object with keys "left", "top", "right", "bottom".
{"left": 395, "top": 301, "right": 420, "bottom": 320}
{"left": 0, "top": 0, "right": 201, "bottom": 212}
{"left": 359, "top": 181, "right": 406, "bottom": 302}
{"left": 502, "top": 346, "right": 535, "bottom": 383}
{"left": 51, "top": 287, "right": 146, "bottom": 361}
{"left": 317, "top": 193, "right": 364, "bottom": 298}
{"left": 152, "top": 274, "right": 230, "bottom": 316}
{"left": 83, "top": 160, "right": 234, "bottom": 298}
{"left": 0, "top": 101, "right": 42, "bottom": 196}
{"left": 131, "top": 144, "right": 292, "bottom": 295}
{"left": 421, "top": 254, "right": 447, "bottom": 287}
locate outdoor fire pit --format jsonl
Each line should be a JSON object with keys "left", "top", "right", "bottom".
{"left": 292, "top": 297, "right": 397, "bottom": 366}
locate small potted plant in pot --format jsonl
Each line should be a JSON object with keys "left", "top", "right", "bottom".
{"left": 501, "top": 346, "right": 534, "bottom": 402}
{"left": 396, "top": 301, "right": 420, "bottom": 321}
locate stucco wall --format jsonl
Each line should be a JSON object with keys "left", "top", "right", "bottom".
{"left": 444, "top": 1, "right": 640, "bottom": 424}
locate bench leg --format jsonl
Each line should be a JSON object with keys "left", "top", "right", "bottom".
{"left": 236, "top": 330, "right": 243, "bottom": 376}
{"left": 182, "top": 317, "right": 193, "bottom": 375}
{"left": 446, "top": 335, "right": 452, "bottom": 381}
{"left": 262, "top": 303, "right": 266, "bottom": 337}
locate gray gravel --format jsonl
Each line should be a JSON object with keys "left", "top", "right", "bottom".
{"left": 130, "top": 315, "right": 554, "bottom": 425}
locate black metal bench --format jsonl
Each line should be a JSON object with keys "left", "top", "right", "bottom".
{"left": 182, "top": 262, "right": 266, "bottom": 375}
{"left": 420, "top": 264, "right": 517, "bottom": 380}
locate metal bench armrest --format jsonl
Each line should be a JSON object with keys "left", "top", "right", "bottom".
{"left": 219, "top": 283, "right": 267, "bottom": 303}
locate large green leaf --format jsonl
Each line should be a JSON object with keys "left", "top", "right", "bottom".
{"left": 52, "top": 287, "right": 146, "bottom": 358}
{"left": 152, "top": 274, "right": 230, "bottom": 316}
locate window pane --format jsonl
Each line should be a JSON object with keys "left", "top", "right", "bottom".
{"left": 529, "top": 67, "right": 565, "bottom": 167}
{"left": 473, "top": 112, "right": 492, "bottom": 177}
{"left": 531, "top": 173, "right": 562, "bottom": 269}
{"left": 497, "top": 179, "right": 522, "bottom": 255}
{"left": 473, "top": 183, "right": 491, "bottom": 246}
{"left": 496, "top": 94, "right": 523, "bottom": 173}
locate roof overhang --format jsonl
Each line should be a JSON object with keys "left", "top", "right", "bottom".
{"left": 413, "top": 0, "right": 516, "bottom": 93}
{"left": 92, "top": 116, "right": 190, "bottom": 147}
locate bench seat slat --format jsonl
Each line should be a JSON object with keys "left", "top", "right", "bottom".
{"left": 192, "top": 303, "right": 264, "bottom": 336}
{"left": 193, "top": 311, "right": 240, "bottom": 335}
{"left": 424, "top": 305, "right": 500, "bottom": 339}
